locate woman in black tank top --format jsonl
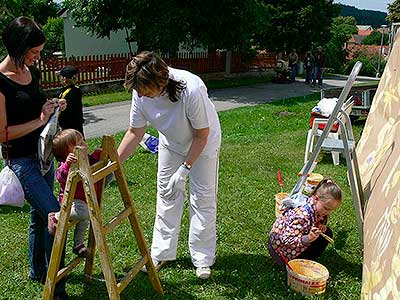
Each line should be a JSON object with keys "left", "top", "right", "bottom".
{"left": 0, "top": 17, "right": 68, "bottom": 300}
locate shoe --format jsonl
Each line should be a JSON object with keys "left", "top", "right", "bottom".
{"left": 29, "top": 274, "right": 46, "bottom": 284}
{"left": 73, "top": 243, "right": 89, "bottom": 258}
{"left": 53, "top": 291, "right": 68, "bottom": 300}
{"left": 48, "top": 212, "right": 58, "bottom": 236}
{"left": 196, "top": 266, "right": 211, "bottom": 279}
{"left": 141, "top": 259, "right": 167, "bottom": 273}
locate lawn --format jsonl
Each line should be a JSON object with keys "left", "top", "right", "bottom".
{"left": 81, "top": 75, "right": 274, "bottom": 107}
{"left": 0, "top": 93, "right": 364, "bottom": 300}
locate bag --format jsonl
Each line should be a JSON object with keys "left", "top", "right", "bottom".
{"left": 38, "top": 107, "right": 60, "bottom": 175}
{"left": 281, "top": 192, "right": 308, "bottom": 210}
{"left": 0, "top": 166, "right": 25, "bottom": 207}
{"left": 139, "top": 133, "right": 159, "bottom": 154}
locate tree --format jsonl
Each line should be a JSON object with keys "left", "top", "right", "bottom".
{"left": 388, "top": 0, "right": 400, "bottom": 23}
{"left": 0, "top": 0, "right": 60, "bottom": 57}
{"left": 323, "top": 16, "right": 357, "bottom": 72}
{"left": 362, "top": 30, "right": 389, "bottom": 45}
{"left": 255, "top": 0, "right": 340, "bottom": 53}
{"left": 64, "top": 0, "right": 190, "bottom": 54}
{"left": 64, "top": 0, "right": 268, "bottom": 55}
{"left": 184, "top": 0, "right": 268, "bottom": 52}
{"left": 42, "top": 17, "right": 65, "bottom": 57}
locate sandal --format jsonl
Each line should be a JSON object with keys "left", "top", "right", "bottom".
{"left": 48, "top": 212, "right": 58, "bottom": 236}
{"left": 73, "top": 243, "right": 89, "bottom": 258}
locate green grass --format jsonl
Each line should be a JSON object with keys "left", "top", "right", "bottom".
{"left": 0, "top": 93, "right": 364, "bottom": 299}
{"left": 82, "top": 75, "right": 273, "bottom": 107}
{"left": 83, "top": 90, "right": 132, "bottom": 107}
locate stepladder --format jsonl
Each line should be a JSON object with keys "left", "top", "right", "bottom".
{"left": 43, "top": 135, "right": 163, "bottom": 300}
{"left": 293, "top": 61, "right": 365, "bottom": 245}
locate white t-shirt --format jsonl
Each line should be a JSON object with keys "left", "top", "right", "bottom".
{"left": 130, "top": 68, "right": 221, "bottom": 156}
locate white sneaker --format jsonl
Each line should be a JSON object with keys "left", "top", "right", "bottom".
{"left": 196, "top": 266, "right": 211, "bottom": 279}
{"left": 141, "top": 259, "right": 166, "bottom": 273}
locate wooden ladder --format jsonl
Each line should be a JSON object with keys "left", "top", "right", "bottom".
{"left": 43, "top": 135, "right": 163, "bottom": 299}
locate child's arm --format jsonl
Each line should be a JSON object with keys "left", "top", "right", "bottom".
{"left": 280, "top": 214, "right": 313, "bottom": 248}
{"left": 55, "top": 153, "right": 76, "bottom": 184}
{"left": 56, "top": 161, "right": 70, "bottom": 185}
{"left": 89, "top": 148, "right": 102, "bottom": 164}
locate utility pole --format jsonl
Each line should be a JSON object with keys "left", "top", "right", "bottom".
{"left": 376, "top": 24, "right": 388, "bottom": 78}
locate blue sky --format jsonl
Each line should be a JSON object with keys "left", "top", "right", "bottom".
{"left": 335, "top": 0, "right": 394, "bottom": 12}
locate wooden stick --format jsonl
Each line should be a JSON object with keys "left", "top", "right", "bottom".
{"left": 320, "top": 232, "right": 334, "bottom": 244}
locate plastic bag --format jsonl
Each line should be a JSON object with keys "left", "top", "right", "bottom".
{"left": 139, "top": 133, "right": 159, "bottom": 154}
{"left": 281, "top": 192, "right": 308, "bottom": 210}
{"left": 38, "top": 107, "right": 60, "bottom": 175}
{"left": 0, "top": 166, "right": 25, "bottom": 207}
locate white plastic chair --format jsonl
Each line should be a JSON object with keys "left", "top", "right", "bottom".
{"left": 304, "top": 97, "right": 354, "bottom": 165}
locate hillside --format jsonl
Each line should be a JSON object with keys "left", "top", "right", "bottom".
{"left": 340, "top": 4, "right": 388, "bottom": 28}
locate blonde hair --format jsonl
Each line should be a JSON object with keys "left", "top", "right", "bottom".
{"left": 312, "top": 178, "right": 342, "bottom": 203}
{"left": 52, "top": 129, "right": 83, "bottom": 161}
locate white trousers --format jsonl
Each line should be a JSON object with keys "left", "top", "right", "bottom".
{"left": 151, "top": 146, "right": 219, "bottom": 267}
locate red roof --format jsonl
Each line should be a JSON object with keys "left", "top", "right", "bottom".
{"left": 358, "top": 29, "right": 373, "bottom": 36}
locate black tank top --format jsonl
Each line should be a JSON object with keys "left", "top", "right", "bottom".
{"left": 0, "top": 66, "right": 46, "bottom": 158}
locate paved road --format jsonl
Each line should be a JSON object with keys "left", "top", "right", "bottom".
{"left": 83, "top": 76, "right": 377, "bottom": 139}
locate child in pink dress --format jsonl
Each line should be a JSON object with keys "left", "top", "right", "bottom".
{"left": 268, "top": 179, "right": 342, "bottom": 266}
{"left": 48, "top": 129, "right": 101, "bottom": 257}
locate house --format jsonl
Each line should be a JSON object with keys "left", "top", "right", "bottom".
{"left": 356, "top": 25, "right": 373, "bottom": 36}
{"left": 346, "top": 25, "right": 374, "bottom": 46}
{"left": 60, "top": 9, "right": 136, "bottom": 57}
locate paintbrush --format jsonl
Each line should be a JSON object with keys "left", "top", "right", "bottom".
{"left": 278, "top": 250, "right": 294, "bottom": 271}
{"left": 277, "top": 170, "right": 284, "bottom": 194}
{"left": 320, "top": 232, "right": 335, "bottom": 244}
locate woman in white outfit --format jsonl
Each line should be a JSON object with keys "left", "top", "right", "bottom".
{"left": 118, "top": 51, "right": 221, "bottom": 279}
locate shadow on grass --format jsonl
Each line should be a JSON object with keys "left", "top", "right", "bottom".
{"left": 62, "top": 250, "right": 361, "bottom": 300}
{"left": 0, "top": 203, "right": 30, "bottom": 214}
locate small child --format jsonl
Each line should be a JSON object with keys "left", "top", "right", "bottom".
{"left": 57, "top": 65, "right": 84, "bottom": 137}
{"left": 48, "top": 129, "right": 101, "bottom": 257}
{"left": 268, "top": 179, "right": 342, "bottom": 266}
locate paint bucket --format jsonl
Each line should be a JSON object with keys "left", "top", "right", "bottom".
{"left": 287, "top": 259, "right": 329, "bottom": 296}
{"left": 275, "top": 192, "right": 289, "bottom": 218}
{"left": 303, "top": 173, "right": 324, "bottom": 195}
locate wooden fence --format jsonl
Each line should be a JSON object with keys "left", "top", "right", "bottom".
{"left": 38, "top": 51, "right": 276, "bottom": 89}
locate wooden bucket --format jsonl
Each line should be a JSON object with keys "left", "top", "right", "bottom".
{"left": 303, "top": 173, "right": 324, "bottom": 195}
{"left": 286, "top": 259, "right": 329, "bottom": 296}
{"left": 275, "top": 192, "right": 289, "bottom": 218}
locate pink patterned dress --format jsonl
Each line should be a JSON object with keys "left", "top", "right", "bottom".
{"left": 268, "top": 195, "right": 326, "bottom": 266}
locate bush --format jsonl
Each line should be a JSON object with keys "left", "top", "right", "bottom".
{"left": 345, "top": 51, "right": 386, "bottom": 77}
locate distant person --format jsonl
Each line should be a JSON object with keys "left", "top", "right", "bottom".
{"left": 304, "top": 51, "right": 315, "bottom": 85}
{"left": 268, "top": 179, "right": 342, "bottom": 266}
{"left": 313, "top": 46, "right": 325, "bottom": 87}
{"left": 118, "top": 51, "right": 221, "bottom": 280}
{"left": 57, "top": 65, "right": 84, "bottom": 137}
{"left": 49, "top": 129, "right": 102, "bottom": 257}
{"left": 288, "top": 48, "right": 298, "bottom": 83}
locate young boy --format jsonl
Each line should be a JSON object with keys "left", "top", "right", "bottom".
{"left": 58, "top": 65, "right": 85, "bottom": 137}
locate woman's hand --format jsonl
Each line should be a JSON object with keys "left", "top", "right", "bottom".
{"left": 308, "top": 226, "right": 321, "bottom": 243}
{"left": 40, "top": 99, "right": 58, "bottom": 124}
{"left": 58, "top": 98, "right": 67, "bottom": 111}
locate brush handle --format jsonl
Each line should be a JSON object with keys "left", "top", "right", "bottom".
{"left": 320, "top": 232, "right": 334, "bottom": 244}
{"left": 278, "top": 250, "right": 293, "bottom": 271}
{"left": 277, "top": 170, "right": 283, "bottom": 188}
